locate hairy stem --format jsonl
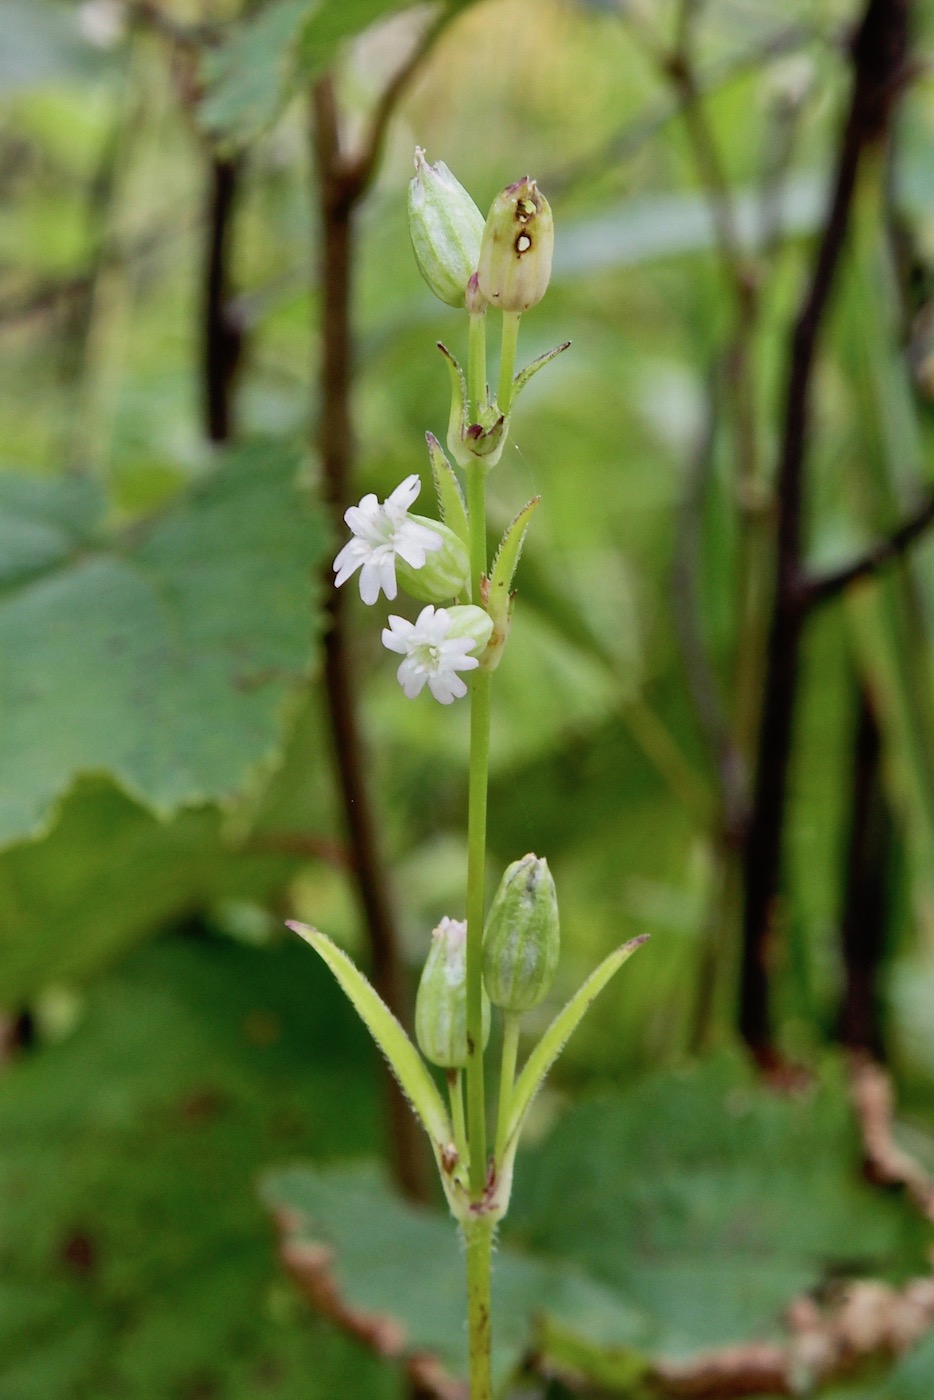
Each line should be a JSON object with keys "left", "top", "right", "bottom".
{"left": 494, "top": 1012, "right": 521, "bottom": 1161}
{"left": 448, "top": 1069, "right": 469, "bottom": 1170}
{"left": 497, "top": 311, "right": 521, "bottom": 415}
{"left": 465, "top": 1215, "right": 494, "bottom": 1400}
{"left": 468, "top": 311, "right": 487, "bottom": 423}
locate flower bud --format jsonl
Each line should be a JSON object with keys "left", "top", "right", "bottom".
{"left": 408, "top": 149, "right": 485, "bottom": 309}
{"left": 443, "top": 603, "right": 493, "bottom": 657}
{"left": 477, "top": 177, "right": 554, "bottom": 314}
{"left": 395, "top": 518, "right": 470, "bottom": 603}
{"left": 415, "top": 917, "right": 490, "bottom": 1068}
{"left": 483, "top": 854, "right": 559, "bottom": 1012}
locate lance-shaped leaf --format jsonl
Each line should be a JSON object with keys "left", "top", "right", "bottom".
{"left": 504, "top": 936, "right": 648, "bottom": 1156}
{"left": 287, "top": 923, "right": 453, "bottom": 1156}
{"left": 426, "top": 432, "right": 469, "bottom": 554}
{"left": 511, "top": 340, "right": 571, "bottom": 406}
{"left": 488, "top": 497, "right": 540, "bottom": 626}
{"left": 438, "top": 341, "right": 472, "bottom": 469}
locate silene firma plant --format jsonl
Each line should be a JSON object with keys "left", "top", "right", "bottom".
{"left": 290, "top": 150, "right": 647, "bottom": 1398}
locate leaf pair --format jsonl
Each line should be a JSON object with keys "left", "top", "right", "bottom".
{"left": 287, "top": 921, "right": 647, "bottom": 1222}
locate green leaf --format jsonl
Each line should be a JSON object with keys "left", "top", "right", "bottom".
{"left": 0, "top": 776, "right": 305, "bottom": 1005}
{"left": 287, "top": 922, "right": 453, "bottom": 1158}
{"left": 0, "top": 440, "right": 325, "bottom": 847}
{"left": 511, "top": 340, "right": 570, "bottom": 403}
{"left": 0, "top": 935, "right": 394, "bottom": 1398}
{"left": 503, "top": 935, "right": 648, "bottom": 1156}
{"left": 296, "top": 0, "right": 418, "bottom": 79}
{"left": 426, "top": 431, "right": 469, "bottom": 553}
{"left": 199, "top": 0, "right": 312, "bottom": 145}
{"left": 264, "top": 1055, "right": 932, "bottom": 1393}
{"left": 488, "top": 496, "right": 539, "bottom": 622}
{"left": 510, "top": 1054, "right": 932, "bottom": 1364}
{"left": 262, "top": 1159, "right": 651, "bottom": 1392}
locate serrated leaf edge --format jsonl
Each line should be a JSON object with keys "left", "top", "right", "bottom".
{"left": 287, "top": 922, "right": 453, "bottom": 1154}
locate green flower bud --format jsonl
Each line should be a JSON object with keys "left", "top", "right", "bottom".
{"left": 395, "top": 517, "right": 470, "bottom": 603}
{"left": 444, "top": 603, "right": 493, "bottom": 658}
{"left": 415, "top": 917, "right": 490, "bottom": 1069}
{"left": 483, "top": 854, "right": 559, "bottom": 1012}
{"left": 477, "top": 177, "right": 554, "bottom": 314}
{"left": 408, "top": 149, "right": 485, "bottom": 309}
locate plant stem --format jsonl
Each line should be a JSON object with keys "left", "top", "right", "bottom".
{"left": 465, "top": 660, "right": 491, "bottom": 1199}
{"left": 448, "top": 1069, "right": 469, "bottom": 1169}
{"left": 494, "top": 1012, "right": 520, "bottom": 1160}
{"left": 464, "top": 451, "right": 490, "bottom": 1198}
{"left": 468, "top": 311, "right": 487, "bottom": 422}
{"left": 497, "top": 311, "right": 521, "bottom": 415}
{"left": 465, "top": 1214, "right": 494, "bottom": 1400}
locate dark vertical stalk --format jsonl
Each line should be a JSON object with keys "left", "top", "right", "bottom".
{"left": 738, "top": 0, "right": 910, "bottom": 1061}
{"left": 310, "top": 78, "right": 427, "bottom": 1201}
{"left": 202, "top": 154, "right": 243, "bottom": 443}
{"left": 837, "top": 686, "right": 893, "bottom": 1059}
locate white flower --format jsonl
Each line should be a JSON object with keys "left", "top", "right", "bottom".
{"left": 382, "top": 606, "right": 485, "bottom": 704}
{"left": 333, "top": 475, "right": 443, "bottom": 605}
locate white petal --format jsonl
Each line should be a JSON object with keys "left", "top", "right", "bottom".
{"left": 397, "top": 657, "right": 427, "bottom": 698}
{"left": 382, "top": 617, "right": 414, "bottom": 654}
{"left": 447, "top": 650, "right": 479, "bottom": 674}
{"left": 333, "top": 539, "right": 365, "bottom": 586}
{"left": 344, "top": 494, "right": 379, "bottom": 532}
{"left": 387, "top": 474, "right": 421, "bottom": 512}
{"left": 359, "top": 555, "right": 394, "bottom": 605}
{"left": 428, "top": 672, "right": 467, "bottom": 703}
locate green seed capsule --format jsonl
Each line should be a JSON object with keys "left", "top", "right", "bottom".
{"left": 408, "top": 149, "right": 486, "bottom": 309}
{"left": 395, "top": 518, "right": 470, "bottom": 603}
{"left": 415, "top": 917, "right": 490, "bottom": 1069}
{"left": 477, "top": 177, "right": 554, "bottom": 314}
{"left": 483, "top": 854, "right": 559, "bottom": 1012}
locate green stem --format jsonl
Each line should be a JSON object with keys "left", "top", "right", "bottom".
{"left": 465, "top": 461, "right": 490, "bottom": 1198}
{"left": 465, "top": 1214, "right": 494, "bottom": 1400}
{"left": 448, "top": 1069, "right": 468, "bottom": 1170}
{"left": 494, "top": 1012, "right": 520, "bottom": 1161}
{"left": 468, "top": 310, "right": 487, "bottom": 423}
{"left": 497, "top": 310, "right": 521, "bottom": 416}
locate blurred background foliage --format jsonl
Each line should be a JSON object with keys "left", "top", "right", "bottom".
{"left": 2, "top": 0, "right": 934, "bottom": 1396}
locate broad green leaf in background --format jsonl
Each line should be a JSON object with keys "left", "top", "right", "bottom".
{"left": 262, "top": 1159, "right": 651, "bottom": 1393}
{"left": 264, "top": 1054, "right": 931, "bottom": 1393}
{"left": 509, "top": 1055, "right": 930, "bottom": 1364}
{"left": 200, "top": 0, "right": 468, "bottom": 146}
{"left": 0, "top": 776, "right": 304, "bottom": 1006}
{"left": 199, "top": 0, "right": 313, "bottom": 146}
{"left": 0, "top": 934, "right": 394, "bottom": 1400}
{"left": 0, "top": 440, "right": 325, "bottom": 847}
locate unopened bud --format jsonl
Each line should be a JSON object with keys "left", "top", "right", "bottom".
{"left": 396, "top": 518, "right": 470, "bottom": 603}
{"left": 415, "top": 917, "right": 490, "bottom": 1068}
{"left": 444, "top": 603, "right": 493, "bottom": 657}
{"left": 477, "top": 177, "right": 554, "bottom": 314}
{"left": 408, "top": 149, "right": 485, "bottom": 309}
{"left": 483, "top": 854, "right": 559, "bottom": 1012}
